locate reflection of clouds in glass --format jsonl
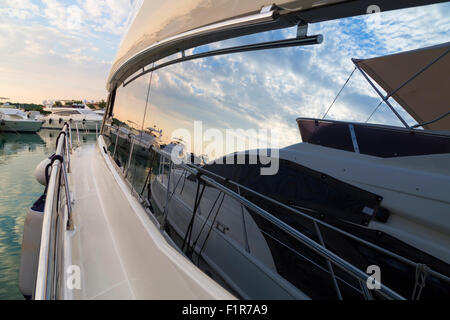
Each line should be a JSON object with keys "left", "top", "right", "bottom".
{"left": 113, "top": 73, "right": 151, "bottom": 129}
{"left": 130, "top": 3, "right": 449, "bottom": 159}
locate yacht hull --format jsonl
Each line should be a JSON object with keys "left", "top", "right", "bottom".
{"left": 41, "top": 119, "right": 101, "bottom": 131}
{"left": 0, "top": 119, "right": 43, "bottom": 132}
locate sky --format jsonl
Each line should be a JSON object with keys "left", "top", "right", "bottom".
{"left": 0, "top": 0, "right": 136, "bottom": 103}
{"left": 0, "top": 0, "right": 449, "bottom": 140}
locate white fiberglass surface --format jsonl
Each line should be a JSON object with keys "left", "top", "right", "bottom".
{"left": 67, "top": 142, "right": 234, "bottom": 299}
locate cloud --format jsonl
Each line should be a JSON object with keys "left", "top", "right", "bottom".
{"left": 0, "top": 0, "right": 40, "bottom": 19}
{"left": 0, "top": 0, "right": 135, "bottom": 103}
{"left": 125, "top": 2, "right": 449, "bottom": 157}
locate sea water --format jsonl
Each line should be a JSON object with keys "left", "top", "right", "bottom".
{"left": 0, "top": 129, "right": 96, "bottom": 299}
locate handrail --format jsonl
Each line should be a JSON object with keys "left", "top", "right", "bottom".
{"left": 151, "top": 146, "right": 405, "bottom": 300}
{"left": 122, "top": 35, "right": 322, "bottom": 87}
{"left": 191, "top": 160, "right": 450, "bottom": 285}
{"left": 34, "top": 123, "right": 73, "bottom": 300}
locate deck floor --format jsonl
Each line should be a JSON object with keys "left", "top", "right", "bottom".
{"left": 66, "top": 142, "right": 234, "bottom": 299}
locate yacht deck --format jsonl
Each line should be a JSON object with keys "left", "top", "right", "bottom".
{"left": 66, "top": 142, "right": 234, "bottom": 299}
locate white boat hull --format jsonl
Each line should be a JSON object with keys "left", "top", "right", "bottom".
{"left": 41, "top": 119, "right": 101, "bottom": 131}
{"left": 0, "top": 119, "right": 43, "bottom": 132}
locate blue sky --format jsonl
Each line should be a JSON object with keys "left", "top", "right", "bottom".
{"left": 0, "top": 0, "right": 449, "bottom": 138}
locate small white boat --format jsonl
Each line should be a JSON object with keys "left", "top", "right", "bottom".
{"left": 94, "top": 109, "right": 105, "bottom": 117}
{"left": 41, "top": 108, "right": 103, "bottom": 131}
{"left": 109, "top": 125, "right": 162, "bottom": 161}
{"left": 0, "top": 108, "right": 43, "bottom": 133}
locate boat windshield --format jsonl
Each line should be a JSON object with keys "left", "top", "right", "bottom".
{"left": 77, "top": 109, "right": 98, "bottom": 116}
{"left": 53, "top": 110, "right": 81, "bottom": 116}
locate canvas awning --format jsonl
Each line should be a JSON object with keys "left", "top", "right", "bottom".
{"left": 354, "top": 42, "right": 450, "bottom": 131}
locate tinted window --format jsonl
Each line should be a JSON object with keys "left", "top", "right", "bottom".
{"left": 103, "top": 73, "right": 152, "bottom": 191}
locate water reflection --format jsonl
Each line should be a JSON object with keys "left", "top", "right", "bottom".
{"left": 0, "top": 130, "right": 96, "bottom": 300}
{"left": 0, "top": 133, "right": 44, "bottom": 159}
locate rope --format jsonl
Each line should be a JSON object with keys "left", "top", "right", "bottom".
{"left": 55, "top": 130, "right": 66, "bottom": 148}
{"left": 365, "top": 100, "right": 384, "bottom": 123}
{"left": 411, "top": 111, "right": 450, "bottom": 129}
{"left": 322, "top": 67, "right": 356, "bottom": 119}
{"left": 140, "top": 62, "right": 155, "bottom": 132}
{"left": 411, "top": 264, "right": 429, "bottom": 300}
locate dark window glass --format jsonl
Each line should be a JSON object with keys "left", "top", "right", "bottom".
{"left": 103, "top": 73, "right": 151, "bottom": 191}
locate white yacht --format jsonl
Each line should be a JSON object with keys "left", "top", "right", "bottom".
{"left": 19, "top": 0, "right": 449, "bottom": 300}
{"left": 0, "top": 108, "right": 43, "bottom": 133}
{"left": 41, "top": 108, "right": 103, "bottom": 132}
{"left": 94, "top": 109, "right": 106, "bottom": 117}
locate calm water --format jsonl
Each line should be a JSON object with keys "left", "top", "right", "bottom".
{"left": 0, "top": 129, "right": 96, "bottom": 300}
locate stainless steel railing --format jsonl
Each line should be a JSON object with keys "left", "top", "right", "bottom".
{"left": 34, "top": 123, "right": 73, "bottom": 300}
{"left": 190, "top": 161, "right": 450, "bottom": 287}
{"left": 149, "top": 146, "right": 448, "bottom": 300}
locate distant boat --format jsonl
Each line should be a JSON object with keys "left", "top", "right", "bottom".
{"left": 40, "top": 107, "right": 103, "bottom": 131}
{"left": 94, "top": 109, "right": 105, "bottom": 117}
{"left": 109, "top": 125, "right": 162, "bottom": 160}
{"left": 0, "top": 108, "right": 43, "bottom": 133}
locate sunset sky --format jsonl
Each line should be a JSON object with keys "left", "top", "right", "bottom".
{"left": 0, "top": 0, "right": 138, "bottom": 103}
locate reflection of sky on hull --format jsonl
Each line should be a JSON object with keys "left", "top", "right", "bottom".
{"left": 111, "top": 3, "right": 449, "bottom": 160}
{"left": 113, "top": 73, "right": 151, "bottom": 129}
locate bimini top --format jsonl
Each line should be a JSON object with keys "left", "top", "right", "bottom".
{"left": 354, "top": 42, "right": 450, "bottom": 131}
{"left": 107, "top": 0, "right": 445, "bottom": 92}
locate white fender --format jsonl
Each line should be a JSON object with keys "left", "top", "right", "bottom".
{"left": 19, "top": 207, "right": 43, "bottom": 298}
{"left": 35, "top": 158, "right": 51, "bottom": 186}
